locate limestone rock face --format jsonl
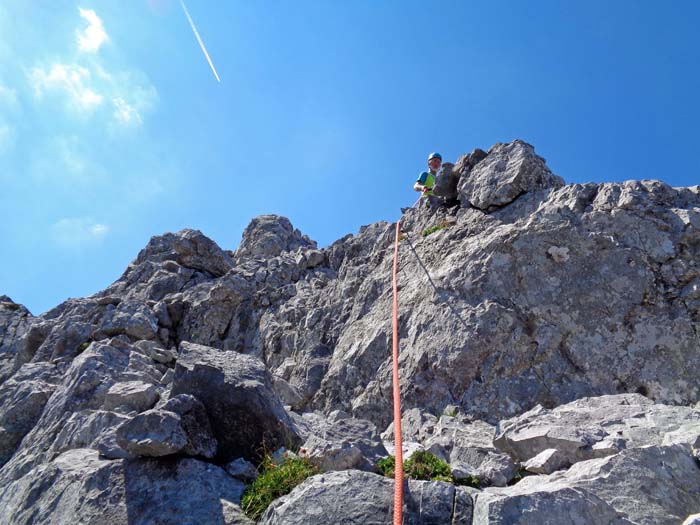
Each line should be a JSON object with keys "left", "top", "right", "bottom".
{"left": 474, "top": 444, "right": 700, "bottom": 525}
{"left": 493, "top": 394, "right": 700, "bottom": 466}
{"left": 170, "top": 341, "right": 301, "bottom": 462}
{"left": 383, "top": 409, "right": 517, "bottom": 486}
{"left": 0, "top": 298, "right": 34, "bottom": 383}
{"left": 260, "top": 469, "right": 475, "bottom": 525}
{"left": 234, "top": 214, "right": 316, "bottom": 261}
{"left": 2, "top": 139, "right": 700, "bottom": 523}
{"left": 0, "top": 363, "right": 61, "bottom": 467}
{"left": 0, "top": 448, "right": 250, "bottom": 525}
{"left": 115, "top": 394, "right": 217, "bottom": 458}
{"left": 457, "top": 140, "right": 564, "bottom": 210}
{"left": 297, "top": 410, "right": 387, "bottom": 472}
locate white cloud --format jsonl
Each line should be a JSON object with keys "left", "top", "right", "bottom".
{"left": 112, "top": 97, "right": 142, "bottom": 126}
{"left": 77, "top": 8, "right": 108, "bottom": 53}
{"left": 50, "top": 217, "right": 109, "bottom": 246}
{"left": 24, "top": 9, "right": 156, "bottom": 127}
{"left": 29, "top": 63, "right": 103, "bottom": 112}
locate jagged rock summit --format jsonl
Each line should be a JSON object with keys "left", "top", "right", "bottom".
{"left": 1, "top": 139, "right": 699, "bottom": 524}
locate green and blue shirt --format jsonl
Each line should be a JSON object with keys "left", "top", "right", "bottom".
{"left": 416, "top": 171, "right": 437, "bottom": 196}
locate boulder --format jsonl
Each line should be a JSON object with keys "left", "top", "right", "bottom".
{"left": 116, "top": 394, "right": 217, "bottom": 458}
{"left": 225, "top": 457, "right": 258, "bottom": 482}
{"left": 474, "top": 444, "right": 700, "bottom": 525}
{"left": 298, "top": 410, "right": 387, "bottom": 472}
{"left": 103, "top": 380, "right": 159, "bottom": 413}
{"left": 170, "top": 341, "right": 301, "bottom": 462}
{"left": 494, "top": 394, "right": 700, "bottom": 466}
{"left": 425, "top": 415, "right": 517, "bottom": 487}
{"left": 234, "top": 215, "right": 316, "bottom": 261}
{"left": 0, "top": 448, "right": 250, "bottom": 525}
{"left": 260, "top": 469, "right": 474, "bottom": 525}
{"left": 523, "top": 448, "right": 570, "bottom": 474}
{"left": 458, "top": 140, "right": 563, "bottom": 210}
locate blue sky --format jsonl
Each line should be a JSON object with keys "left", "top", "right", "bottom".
{"left": 1, "top": 0, "right": 698, "bottom": 315}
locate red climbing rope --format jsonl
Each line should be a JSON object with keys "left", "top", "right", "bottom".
{"left": 391, "top": 219, "right": 404, "bottom": 525}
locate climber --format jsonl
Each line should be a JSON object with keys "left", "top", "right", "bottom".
{"left": 412, "top": 152, "right": 443, "bottom": 208}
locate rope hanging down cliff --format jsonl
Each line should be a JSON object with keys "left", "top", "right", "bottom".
{"left": 390, "top": 219, "right": 404, "bottom": 525}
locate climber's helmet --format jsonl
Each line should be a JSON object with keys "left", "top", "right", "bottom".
{"left": 427, "top": 152, "right": 442, "bottom": 170}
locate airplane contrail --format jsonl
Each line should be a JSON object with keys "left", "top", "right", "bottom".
{"left": 179, "top": 0, "right": 220, "bottom": 82}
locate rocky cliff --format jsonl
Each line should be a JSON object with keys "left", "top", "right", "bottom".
{"left": 1, "top": 139, "right": 699, "bottom": 524}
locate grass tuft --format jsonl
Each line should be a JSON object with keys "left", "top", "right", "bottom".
{"left": 241, "top": 455, "right": 318, "bottom": 521}
{"left": 421, "top": 220, "right": 454, "bottom": 237}
{"left": 377, "top": 451, "right": 454, "bottom": 483}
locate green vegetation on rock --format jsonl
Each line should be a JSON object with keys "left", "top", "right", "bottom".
{"left": 241, "top": 455, "right": 318, "bottom": 521}
{"left": 377, "top": 451, "right": 454, "bottom": 483}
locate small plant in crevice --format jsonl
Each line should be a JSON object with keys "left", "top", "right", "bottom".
{"left": 404, "top": 450, "right": 453, "bottom": 482}
{"left": 376, "top": 455, "right": 396, "bottom": 477}
{"left": 241, "top": 454, "right": 318, "bottom": 521}
{"left": 75, "top": 342, "right": 91, "bottom": 354}
{"left": 421, "top": 219, "right": 454, "bottom": 238}
{"left": 376, "top": 451, "right": 454, "bottom": 483}
{"left": 455, "top": 474, "right": 481, "bottom": 489}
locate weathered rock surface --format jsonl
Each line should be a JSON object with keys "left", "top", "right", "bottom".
{"left": 494, "top": 394, "right": 700, "bottom": 466}
{"left": 103, "top": 380, "right": 159, "bottom": 412}
{"left": 297, "top": 410, "right": 387, "bottom": 472}
{"left": 458, "top": 140, "right": 564, "bottom": 210}
{"left": 170, "top": 341, "right": 301, "bottom": 462}
{"left": 0, "top": 448, "right": 250, "bottom": 525}
{"left": 234, "top": 214, "right": 316, "bottom": 261}
{"left": 474, "top": 444, "right": 700, "bottom": 525}
{"left": 2, "top": 139, "right": 700, "bottom": 523}
{"left": 0, "top": 297, "right": 34, "bottom": 384}
{"left": 260, "top": 469, "right": 475, "bottom": 525}
{"left": 0, "top": 363, "right": 62, "bottom": 467}
{"left": 225, "top": 457, "right": 259, "bottom": 482}
{"left": 383, "top": 408, "right": 517, "bottom": 486}
{"left": 116, "top": 394, "right": 217, "bottom": 458}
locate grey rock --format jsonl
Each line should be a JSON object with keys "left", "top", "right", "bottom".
{"left": 426, "top": 415, "right": 517, "bottom": 487}
{"left": 384, "top": 410, "right": 516, "bottom": 486}
{"left": 683, "top": 514, "right": 700, "bottom": 525}
{"left": 474, "top": 444, "right": 700, "bottom": 525}
{"left": 431, "top": 162, "right": 457, "bottom": 201}
{"left": 170, "top": 341, "right": 301, "bottom": 462}
{"left": 272, "top": 374, "right": 304, "bottom": 409}
{"left": 0, "top": 363, "right": 60, "bottom": 467}
{"left": 103, "top": 380, "right": 159, "bottom": 412}
{"left": 0, "top": 340, "right": 132, "bottom": 486}
{"left": 0, "top": 448, "right": 250, "bottom": 525}
{"left": 494, "top": 394, "right": 700, "bottom": 466}
{"left": 128, "top": 227, "right": 234, "bottom": 278}
{"left": 116, "top": 394, "right": 217, "bottom": 458}
{"left": 135, "top": 339, "right": 176, "bottom": 364}
{"left": 299, "top": 411, "right": 387, "bottom": 472}
{"left": 458, "top": 140, "right": 564, "bottom": 210}
{"left": 234, "top": 214, "right": 316, "bottom": 261}
{"left": 0, "top": 298, "right": 34, "bottom": 384}
{"left": 225, "top": 457, "right": 258, "bottom": 482}
{"left": 49, "top": 409, "right": 131, "bottom": 457}
{"left": 116, "top": 409, "right": 189, "bottom": 456}
{"left": 260, "top": 469, "right": 473, "bottom": 525}
{"left": 523, "top": 448, "right": 570, "bottom": 474}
